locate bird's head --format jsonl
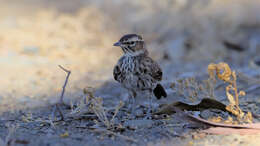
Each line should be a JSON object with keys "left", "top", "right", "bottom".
{"left": 113, "top": 34, "right": 147, "bottom": 56}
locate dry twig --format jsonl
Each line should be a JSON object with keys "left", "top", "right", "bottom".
{"left": 58, "top": 65, "right": 71, "bottom": 104}
{"left": 52, "top": 65, "right": 71, "bottom": 121}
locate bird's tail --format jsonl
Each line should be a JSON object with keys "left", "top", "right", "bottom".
{"left": 153, "top": 84, "right": 167, "bottom": 99}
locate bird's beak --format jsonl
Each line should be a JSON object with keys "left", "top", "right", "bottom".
{"left": 113, "top": 41, "right": 121, "bottom": 46}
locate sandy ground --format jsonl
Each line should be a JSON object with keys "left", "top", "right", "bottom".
{"left": 0, "top": 0, "right": 260, "bottom": 146}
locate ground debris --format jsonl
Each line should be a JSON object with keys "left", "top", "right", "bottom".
{"left": 60, "top": 131, "right": 69, "bottom": 138}
{"left": 91, "top": 128, "right": 138, "bottom": 143}
{"left": 155, "top": 98, "right": 227, "bottom": 115}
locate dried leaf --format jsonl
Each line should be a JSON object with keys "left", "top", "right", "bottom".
{"left": 187, "top": 114, "right": 260, "bottom": 129}
{"left": 155, "top": 98, "right": 227, "bottom": 115}
{"left": 202, "top": 127, "right": 260, "bottom": 135}
{"left": 239, "top": 91, "right": 246, "bottom": 96}
{"left": 60, "top": 132, "right": 69, "bottom": 138}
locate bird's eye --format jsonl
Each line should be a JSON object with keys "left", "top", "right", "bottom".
{"left": 124, "top": 42, "right": 132, "bottom": 45}
{"left": 124, "top": 41, "right": 135, "bottom": 45}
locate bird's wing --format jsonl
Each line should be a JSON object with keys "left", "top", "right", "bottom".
{"left": 113, "top": 64, "right": 121, "bottom": 82}
{"left": 113, "top": 56, "right": 125, "bottom": 83}
{"left": 141, "top": 57, "right": 163, "bottom": 81}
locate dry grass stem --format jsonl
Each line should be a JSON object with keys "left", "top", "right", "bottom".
{"left": 171, "top": 77, "right": 216, "bottom": 102}
{"left": 58, "top": 65, "right": 71, "bottom": 104}
{"left": 51, "top": 65, "right": 71, "bottom": 121}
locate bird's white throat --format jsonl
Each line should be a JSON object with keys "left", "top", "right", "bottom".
{"left": 125, "top": 50, "right": 146, "bottom": 57}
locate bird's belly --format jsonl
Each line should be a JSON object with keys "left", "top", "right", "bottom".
{"left": 119, "top": 57, "right": 156, "bottom": 91}
{"left": 122, "top": 74, "right": 138, "bottom": 89}
{"left": 122, "top": 73, "right": 156, "bottom": 91}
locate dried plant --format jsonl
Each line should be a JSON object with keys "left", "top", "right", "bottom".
{"left": 203, "top": 77, "right": 216, "bottom": 99}
{"left": 171, "top": 77, "right": 216, "bottom": 102}
{"left": 208, "top": 62, "right": 252, "bottom": 123}
{"left": 21, "top": 112, "right": 33, "bottom": 123}
{"left": 84, "top": 87, "right": 124, "bottom": 129}
{"left": 67, "top": 87, "right": 96, "bottom": 116}
{"left": 90, "top": 97, "right": 110, "bottom": 128}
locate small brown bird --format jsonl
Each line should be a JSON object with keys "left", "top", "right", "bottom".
{"left": 113, "top": 34, "right": 167, "bottom": 111}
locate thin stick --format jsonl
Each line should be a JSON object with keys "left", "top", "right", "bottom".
{"left": 58, "top": 65, "right": 71, "bottom": 104}
{"left": 52, "top": 65, "right": 71, "bottom": 121}
{"left": 56, "top": 103, "right": 64, "bottom": 121}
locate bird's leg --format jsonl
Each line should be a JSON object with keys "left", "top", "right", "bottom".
{"left": 150, "top": 92, "right": 153, "bottom": 110}
{"left": 145, "top": 90, "right": 154, "bottom": 118}
{"left": 131, "top": 95, "right": 136, "bottom": 114}
{"left": 128, "top": 90, "right": 136, "bottom": 114}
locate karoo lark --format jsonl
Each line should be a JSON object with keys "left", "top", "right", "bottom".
{"left": 113, "top": 34, "right": 167, "bottom": 111}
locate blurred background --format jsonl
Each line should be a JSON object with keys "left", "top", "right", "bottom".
{"left": 0, "top": 0, "right": 259, "bottom": 112}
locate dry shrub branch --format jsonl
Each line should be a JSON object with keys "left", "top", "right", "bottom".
{"left": 208, "top": 62, "right": 252, "bottom": 123}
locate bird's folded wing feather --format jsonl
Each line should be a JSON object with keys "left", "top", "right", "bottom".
{"left": 113, "top": 65, "right": 121, "bottom": 82}
{"left": 141, "top": 57, "right": 162, "bottom": 81}
{"left": 113, "top": 56, "right": 126, "bottom": 83}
